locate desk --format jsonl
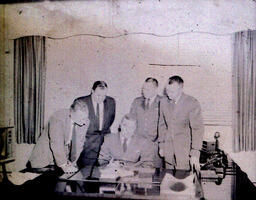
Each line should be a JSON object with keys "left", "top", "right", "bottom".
{"left": 200, "top": 157, "right": 256, "bottom": 200}
{"left": 57, "top": 165, "right": 202, "bottom": 200}
{"left": 57, "top": 158, "right": 256, "bottom": 200}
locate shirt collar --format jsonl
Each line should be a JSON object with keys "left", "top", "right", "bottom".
{"left": 145, "top": 94, "right": 157, "bottom": 103}
{"left": 171, "top": 92, "right": 182, "bottom": 104}
{"left": 92, "top": 97, "right": 103, "bottom": 106}
{"left": 175, "top": 93, "right": 182, "bottom": 104}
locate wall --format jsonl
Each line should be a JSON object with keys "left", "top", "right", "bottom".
{"left": 4, "top": 0, "right": 256, "bottom": 38}
{"left": 45, "top": 33, "right": 232, "bottom": 145}
{"left": 0, "top": 5, "right": 14, "bottom": 128}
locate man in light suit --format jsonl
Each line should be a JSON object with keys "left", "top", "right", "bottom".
{"left": 28, "top": 101, "right": 90, "bottom": 173}
{"left": 98, "top": 114, "right": 154, "bottom": 168}
{"left": 129, "top": 77, "right": 163, "bottom": 169}
{"left": 158, "top": 76, "right": 204, "bottom": 171}
{"left": 73, "top": 81, "right": 116, "bottom": 167}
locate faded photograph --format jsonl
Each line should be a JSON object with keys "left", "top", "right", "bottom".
{"left": 0, "top": 1, "right": 256, "bottom": 199}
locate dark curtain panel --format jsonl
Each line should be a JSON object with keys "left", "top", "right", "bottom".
{"left": 14, "top": 36, "right": 46, "bottom": 144}
{"left": 233, "top": 30, "right": 256, "bottom": 152}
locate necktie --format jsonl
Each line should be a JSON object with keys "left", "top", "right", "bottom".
{"left": 96, "top": 103, "right": 100, "bottom": 117}
{"left": 69, "top": 125, "right": 76, "bottom": 162}
{"left": 170, "top": 99, "right": 176, "bottom": 104}
{"left": 123, "top": 138, "right": 128, "bottom": 152}
{"left": 96, "top": 103, "right": 100, "bottom": 129}
{"left": 145, "top": 98, "right": 150, "bottom": 110}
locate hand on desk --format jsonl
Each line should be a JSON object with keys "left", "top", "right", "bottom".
{"left": 61, "top": 162, "right": 78, "bottom": 174}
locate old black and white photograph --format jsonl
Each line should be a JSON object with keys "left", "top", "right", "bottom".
{"left": 0, "top": 0, "right": 256, "bottom": 199}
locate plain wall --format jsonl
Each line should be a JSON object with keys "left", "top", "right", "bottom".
{"left": 45, "top": 33, "right": 232, "bottom": 133}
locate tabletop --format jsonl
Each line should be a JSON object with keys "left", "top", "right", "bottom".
{"left": 56, "top": 157, "right": 256, "bottom": 200}
{"left": 58, "top": 165, "right": 204, "bottom": 200}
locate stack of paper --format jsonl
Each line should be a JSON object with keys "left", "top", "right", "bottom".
{"left": 99, "top": 165, "right": 134, "bottom": 179}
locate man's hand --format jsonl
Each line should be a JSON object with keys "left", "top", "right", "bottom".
{"left": 61, "top": 162, "right": 78, "bottom": 174}
{"left": 190, "top": 156, "right": 200, "bottom": 171}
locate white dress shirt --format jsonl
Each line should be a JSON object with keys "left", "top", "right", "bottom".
{"left": 92, "top": 99, "right": 104, "bottom": 131}
{"left": 66, "top": 120, "right": 74, "bottom": 146}
{"left": 145, "top": 95, "right": 157, "bottom": 107}
{"left": 174, "top": 93, "right": 182, "bottom": 104}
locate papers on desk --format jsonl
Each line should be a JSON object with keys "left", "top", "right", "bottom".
{"left": 7, "top": 172, "right": 40, "bottom": 185}
{"left": 99, "top": 163, "right": 134, "bottom": 180}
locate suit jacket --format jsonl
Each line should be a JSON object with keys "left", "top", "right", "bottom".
{"left": 73, "top": 95, "right": 116, "bottom": 136}
{"left": 29, "top": 109, "right": 89, "bottom": 168}
{"left": 73, "top": 95, "right": 116, "bottom": 166}
{"left": 158, "top": 93, "right": 204, "bottom": 170}
{"left": 129, "top": 95, "right": 162, "bottom": 142}
{"left": 98, "top": 132, "right": 154, "bottom": 167}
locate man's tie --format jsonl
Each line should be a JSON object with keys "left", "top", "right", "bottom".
{"left": 96, "top": 103, "right": 100, "bottom": 130}
{"left": 123, "top": 138, "right": 128, "bottom": 153}
{"left": 145, "top": 98, "right": 150, "bottom": 110}
{"left": 69, "top": 125, "right": 76, "bottom": 162}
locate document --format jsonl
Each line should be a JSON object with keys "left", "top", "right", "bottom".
{"left": 99, "top": 162, "right": 134, "bottom": 179}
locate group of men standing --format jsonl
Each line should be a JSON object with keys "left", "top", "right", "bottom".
{"left": 28, "top": 75, "right": 204, "bottom": 174}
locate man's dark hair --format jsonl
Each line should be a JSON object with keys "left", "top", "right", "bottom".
{"left": 145, "top": 77, "right": 158, "bottom": 87}
{"left": 168, "top": 76, "right": 184, "bottom": 85}
{"left": 92, "top": 81, "right": 108, "bottom": 91}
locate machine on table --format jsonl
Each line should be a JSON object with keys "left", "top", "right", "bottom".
{"left": 199, "top": 132, "right": 256, "bottom": 200}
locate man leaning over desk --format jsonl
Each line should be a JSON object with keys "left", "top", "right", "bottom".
{"left": 28, "top": 101, "right": 90, "bottom": 173}
{"left": 98, "top": 114, "right": 154, "bottom": 168}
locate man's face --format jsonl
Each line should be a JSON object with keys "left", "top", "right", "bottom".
{"left": 165, "top": 82, "right": 183, "bottom": 100}
{"left": 142, "top": 82, "right": 157, "bottom": 99}
{"left": 92, "top": 87, "right": 108, "bottom": 103}
{"left": 71, "top": 109, "right": 89, "bottom": 126}
{"left": 120, "top": 118, "right": 136, "bottom": 139}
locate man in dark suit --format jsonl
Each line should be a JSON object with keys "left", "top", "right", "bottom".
{"left": 158, "top": 76, "right": 204, "bottom": 171}
{"left": 129, "top": 77, "right": 163, "bottom": 169}
{"left": 73, "top": 81, "right": 116, "bottom": 167}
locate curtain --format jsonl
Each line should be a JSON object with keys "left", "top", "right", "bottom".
{"left": 233, "top": 30, "right": 256, "bottom": 152}
{"left": 14, "top": 36, "right": 46, "bottom": 144}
